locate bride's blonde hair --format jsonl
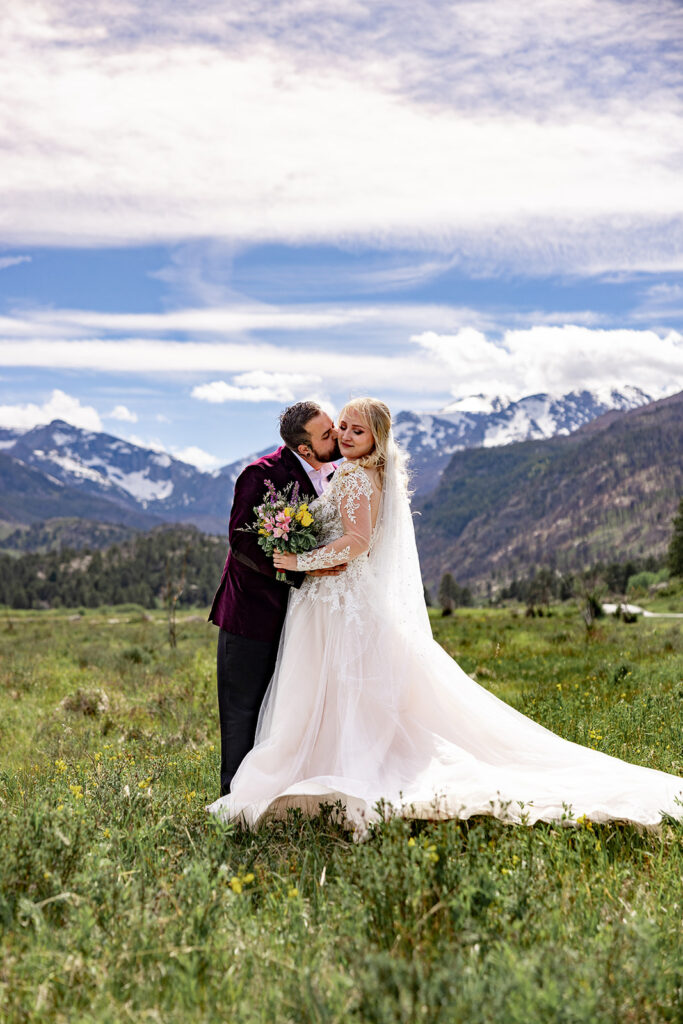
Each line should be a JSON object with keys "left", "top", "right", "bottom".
{"left": 339, "top": 397, "right": 392, "bottom": 485}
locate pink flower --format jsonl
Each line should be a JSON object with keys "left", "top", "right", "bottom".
{"left": 275, "top": 511, "right": 292, "bottom": 525}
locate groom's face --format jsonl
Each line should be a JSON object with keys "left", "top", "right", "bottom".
{"left": 301, "top": 412, "right": 341, "bottom": 465}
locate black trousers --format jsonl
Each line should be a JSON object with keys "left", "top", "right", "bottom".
{"left": 216, "top": 628, "right": 280, "bottom": 797}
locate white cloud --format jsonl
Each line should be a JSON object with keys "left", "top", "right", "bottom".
{"left": 192, "top": 372, "right": 323, "bottom": 404}
{"left": 124, "top": 433, "right": 166, "bottom": 452}
{"left": 1, "top": 327, "right": 680, "bottom": 408}
{"left": 0, "top": 255, "right": 31, "bottom": 270}
{"left": 413, "top": 326, "right": 683, "bottom": 401}
{"left": 107, "top": 404, "right": 138, "bottom": 422}
{"left": 0, "top": 2, "right": 682, "bottom": 271}
{"left": 171, "top": 445, "right": 220, "bottom": 471}
{"left": 0, "top": 388, "right": 103, "bottom": 431}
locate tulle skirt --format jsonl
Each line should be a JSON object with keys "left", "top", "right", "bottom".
{"left": 207, "top": 580, "right": 683, "bottom": 839}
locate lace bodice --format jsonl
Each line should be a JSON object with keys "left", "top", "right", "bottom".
{"left": 290, "top": 461, "right": 378, "bottom": 619}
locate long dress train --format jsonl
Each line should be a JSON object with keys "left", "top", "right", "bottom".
{"left": 207, "top": 454, "right": 683, "bottom": 839}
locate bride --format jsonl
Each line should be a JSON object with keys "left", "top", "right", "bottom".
{"left": 207, "top": 397, "right": 683, "bottom": 838}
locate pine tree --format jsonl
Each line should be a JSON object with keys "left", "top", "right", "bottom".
{"left": 438, "top": 573, "right": 456, "bottom": 616}
{"left": 668, "top": 497, "right": 683, "bottom": 577}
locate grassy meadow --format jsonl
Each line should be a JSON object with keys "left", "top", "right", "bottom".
{"left": 0, "top": 596, "right": 682, "bottom": 1023}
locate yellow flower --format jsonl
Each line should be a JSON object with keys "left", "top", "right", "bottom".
{"left": 244, "top": 872, "right": 255, "bottom": 884}
{"left": 287, "top": 887, "right": 299, "bottom": 899}
{"left": 407, "top": 837, "right": 416, "bottom": 847}
{"left": 229, "top": 877, "right": 243, "bottom": 894}
{"left": 299, "top": 503, "right": 308, "bottom": 512}
{"left": 55, "top": 759, "right": 67, "bottom": 773}
{"left": 300, "top": 512, "right": 313, "bottom": 527}
{"left": 283, "top": 506, "right": 294, "bottom": 517}
{"left": 258, "top": 528, "right": 267, "bottom": 535}
{"left": 185, "top": 790, "right": 196, "bottom": 802}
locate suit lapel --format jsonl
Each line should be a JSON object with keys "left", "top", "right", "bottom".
{"left": 279, "top": 446, "right": 318, "bottom": 502}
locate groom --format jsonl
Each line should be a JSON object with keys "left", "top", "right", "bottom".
{"left": 209, "top": 400, "right": 343, "bottom": 796}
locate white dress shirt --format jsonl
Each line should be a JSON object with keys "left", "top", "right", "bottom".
{"left": 293, "top": 452, "right": 338, "bottom": 497}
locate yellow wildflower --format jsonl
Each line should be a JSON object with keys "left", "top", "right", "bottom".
{"left": 185, "top": 790, "right": 196, "bottom": 802}
{"left": 229, "top": 877, "right": 243, "bottom": 894}
{"left": 287, "top": 887, "right": 299, "bottom": 899}
{"left": 407, "top": 837, "right": 416, "bottom": 847}
{"left": 55, "top": 759, "right": 67, "bottom": 773}
{"left": 244, "top": 873, "right": 255, "bottom": 884}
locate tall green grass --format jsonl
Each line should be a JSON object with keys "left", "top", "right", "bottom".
{"left": 0, "top": 604, "right": 681, "bottom": 1022}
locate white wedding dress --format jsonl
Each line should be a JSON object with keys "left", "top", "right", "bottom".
{"left": 207, "top": 439, "right": 683, "bottom": 838}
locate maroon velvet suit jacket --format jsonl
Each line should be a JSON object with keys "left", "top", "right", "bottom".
{"left": 208, "top": 446, "right": 318, "bottom": 643}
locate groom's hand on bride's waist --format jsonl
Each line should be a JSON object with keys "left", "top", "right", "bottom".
{"left": 307, "top": 564, "right": 348, "bottom": 577}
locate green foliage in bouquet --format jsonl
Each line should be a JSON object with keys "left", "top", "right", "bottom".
{"left": 242, "top": 479, "right": 321, "bottom": 582}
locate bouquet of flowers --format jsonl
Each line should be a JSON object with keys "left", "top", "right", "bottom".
{"left": 241, "top": 479, "right": 320, "bottom": 582}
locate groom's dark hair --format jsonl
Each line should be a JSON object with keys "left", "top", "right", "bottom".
{"left": 279, "top": 401, "right": 322, "bottom": 452}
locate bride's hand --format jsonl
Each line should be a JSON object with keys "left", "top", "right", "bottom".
{"left": 273, "top": 550, "right": 297, "bottom": 571}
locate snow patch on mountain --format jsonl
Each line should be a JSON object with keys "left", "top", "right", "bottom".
{"left": 107, "top": 469, "right": 174, "bottom": 503}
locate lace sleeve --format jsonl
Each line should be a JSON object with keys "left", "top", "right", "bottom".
{"left": 296, "top": 465, "right": 374, "bottom": 571}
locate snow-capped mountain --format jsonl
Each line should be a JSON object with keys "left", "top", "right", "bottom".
{"left": 3, "top": 420, "right": 275, "bottom": 533}
{"left": 394, "top": 386, "right": 652, "bottom": 493}
{"left": 0, "top": 386, "right": 656, "bottom": 536}
{"left": 9, "top": 421, "right": 202, "bottom": 506}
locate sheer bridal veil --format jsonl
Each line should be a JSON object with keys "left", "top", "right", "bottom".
{"left": 368, "top": 431, "right": 432, "bottom": 642}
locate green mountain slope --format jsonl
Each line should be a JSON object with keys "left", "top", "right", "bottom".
{"left": 416, "top": 391, "right": 683, "bottom": 587}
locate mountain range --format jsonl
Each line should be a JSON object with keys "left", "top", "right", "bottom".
{"left": 0, "top": 385, "right": 678, "bottom": 590}
{"left": 0, "top": 386, "right": 653, "bottom": 542}
{"left": 416, "top": 390, "right": 683, "bottom": 588}
{"left": 394, "top": 385, "right": 652, "bottom": 494}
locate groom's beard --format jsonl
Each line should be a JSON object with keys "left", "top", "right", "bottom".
{"left": 311, "top": 438, "right": 342, "bottom": 463}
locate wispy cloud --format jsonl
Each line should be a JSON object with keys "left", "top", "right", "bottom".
{"left": 0, "top": 255, "right": 31, "bottom": 271}
{"left": 1, "top": 328, "right": 680, "bottom": 406}
{"left": 1, "top": 1, "right": 681, "bottom": 272}
{"left": 192, "top": 372, "right": 323, "bottom": 405}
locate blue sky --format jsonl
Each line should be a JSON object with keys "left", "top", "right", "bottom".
{"left": 1, "top": 0, "right": 682, "bottom": 467}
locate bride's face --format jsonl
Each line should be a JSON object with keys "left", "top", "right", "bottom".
{"left": 338, "top": 410, "right": 375, "bottom": 460}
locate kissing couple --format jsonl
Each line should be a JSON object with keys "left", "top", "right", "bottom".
{"left": 208, "top": 398, "right": 682, "bottom": 839}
